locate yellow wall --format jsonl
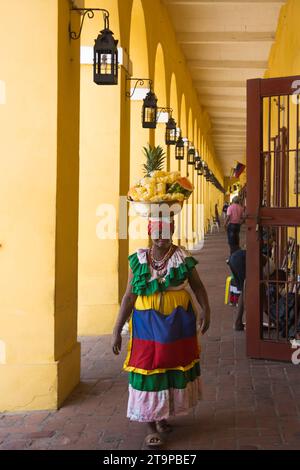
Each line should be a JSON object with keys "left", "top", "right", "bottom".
{"left": 0, "top": 0, "right": 81, "bottom": 411}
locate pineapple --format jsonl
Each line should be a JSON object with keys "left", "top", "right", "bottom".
{"left": 142, "top": 145, "right": 166, "bottom": 177}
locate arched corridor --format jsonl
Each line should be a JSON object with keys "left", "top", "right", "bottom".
{"left": 1, "top": 0, "right": 300, "bottom": 453}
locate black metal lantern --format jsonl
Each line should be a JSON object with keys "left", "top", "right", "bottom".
{"left": 207, "top": 170, "right": 214, "bottom": 182}
{"left": 69, "top": 8, "right": 118, "bottom": 86}
{"left": 194, "top": 150, "right": 201, "bottom": 163}
{"left": 94, "top": 27, "right": 118, "bottom": 85}
{"left": 196, "top": 160, "right": 203, "bottom": 175}
{"left": 187, "top": 145, "right": 195, "bottom": 165}
{"left": 165, "top": 116, "right": 177, "bottom": 145}
{"left": 175, "top": 135, "right": 185, "bottom": 160}
{"left": 142, "top": 89, "right": 158, "bottom": 129}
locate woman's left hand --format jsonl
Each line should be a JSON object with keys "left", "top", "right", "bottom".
{"left": 200, "top": 310, "right": 211, "bottom": 335}
{"left": 112, "top": 331, "right": 122, "bottom": 355}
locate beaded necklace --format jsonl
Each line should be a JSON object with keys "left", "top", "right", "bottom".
{"left": 148, "top": 244, "right": 176, "bottom": 281}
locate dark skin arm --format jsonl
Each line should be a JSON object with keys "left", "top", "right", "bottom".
{"left": 188, "top": 268, "right": 211, "bottom": 334}
{"left": 111, "top": 269, "right": 137, "bottom": 355}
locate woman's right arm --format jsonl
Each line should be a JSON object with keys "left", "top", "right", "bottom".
{"left": 111, "top": 269, "right": 137, "bottom": 355}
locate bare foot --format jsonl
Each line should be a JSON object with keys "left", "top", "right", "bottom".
{"left": 144, "top": 432, "right": 164, "bottom": 448}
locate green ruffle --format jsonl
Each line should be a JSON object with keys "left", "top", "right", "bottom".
{"left": 129, "top": 362, "right": 201, "bottom": 392}
{"left": 128, "top": 251, "right": 198, "bottom": 296}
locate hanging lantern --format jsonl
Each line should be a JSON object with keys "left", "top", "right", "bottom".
{"left": 165, "top": 116, "right": 177, "bottom": 145}
{"left": 175, "top": 135, "right": 185, "bottom": 160}
{"left": 194, "top": 150, "right": 201, "bottom": 163}
{"left": 196, "top": 160, "right": 203, "bottom": 175}
{"left": 203, "top": 164, "right": 210, "bottom": 180}
{"left": 187, "top": 145, "right": 196, "bottom": 165}
{"left": 208, "top": 170, "right": 214, "bottom": 182}
{"left": 94, "top": 27, "right": 118, "bottom": 85}
{"left": 142, "top": 90, "right": 157, "bottom": 128}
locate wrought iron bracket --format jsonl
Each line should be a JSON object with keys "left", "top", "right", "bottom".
{"left": 125, "top": 78, "right": 153, "bottom": 98}
{"left": 69, "top": 8, "right": 110, "bottom": 40}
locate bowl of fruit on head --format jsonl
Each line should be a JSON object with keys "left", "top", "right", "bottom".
{"left": 127, "top": 144, "right": 194, "bottom": 217}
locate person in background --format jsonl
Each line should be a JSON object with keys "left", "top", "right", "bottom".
{"left": 214, "top": 203, "right": 220, "bottom": 227}
{"left": 224, "top": 196, "right": 245, "bottom": 255}
{"left": 227, "top": 249, "right": 246, "bottom": 331}
{"left": 228, "top": 250, "right": 276, "bottom": 331}
{"left": 222, "top": 202, "right": 229, "bottom": 220}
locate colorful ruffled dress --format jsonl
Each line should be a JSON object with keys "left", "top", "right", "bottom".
{"left": 124, "top": 246, "right": 202, "bottom": 422}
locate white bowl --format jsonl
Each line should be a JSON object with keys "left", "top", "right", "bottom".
{"left": 128, "top": 200, "right": 184, "bottom": 218}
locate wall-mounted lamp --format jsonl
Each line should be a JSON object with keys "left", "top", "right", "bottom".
{"left": 194, "top": 151, "right": 201, "bottom": 163}
{"left": 125, "top": 78, "right": 157, "bottom": 128}
{"left": 142, "top": 88, "right": 158, "bottom": 129}
{"left": 165, "top": 115, "right": 177, "bottom": 145}
{"left": 195, "top": 160, "right": 203, "bottom": 175}
{"left": 202, "top": 162, "right": 209, "bottom": 178}
{"left": 70, "top": 8, "right": 118, "bottom": 86}
{"left": 175, "top": 134, "right": 185, "bottom": 160}
{"left": 155, "top": 107, "right": 177, "bottom": 146}
{"left": 187, "top": 144, "right": 196, "bottom": 165}
{"left": 207, "top": 170, "right": 214, "bottom": 182}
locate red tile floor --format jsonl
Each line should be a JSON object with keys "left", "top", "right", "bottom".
{"left": 1, "top": 228, "right": 300, "bottom": 450}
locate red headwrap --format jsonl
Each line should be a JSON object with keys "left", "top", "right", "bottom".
{"left": 148, "top": 220, "right": 175, "bottom": 238}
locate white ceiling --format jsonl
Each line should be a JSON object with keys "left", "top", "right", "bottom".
{"left": 162, "top": 0, "right": 286, "bottom": 175}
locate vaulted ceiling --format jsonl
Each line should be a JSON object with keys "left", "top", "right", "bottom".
{"left": 162, "top": 0, "right": 286, "bottom": 176}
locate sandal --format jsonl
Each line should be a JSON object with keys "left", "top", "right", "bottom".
{"left": 144, "top": 432, "right": 164, "bottom": 448}
{"left": 156, "top": 419, "right": 173, "bottom": 434}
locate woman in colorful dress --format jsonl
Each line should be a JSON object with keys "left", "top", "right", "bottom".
{"left": 112, "top": 218, "right": 210, "bottom": 447}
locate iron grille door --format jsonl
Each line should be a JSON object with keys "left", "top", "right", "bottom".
{"left": 247, "top": 76, "right": 300, "bottom": 361}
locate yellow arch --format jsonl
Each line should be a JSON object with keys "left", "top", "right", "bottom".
{"left": 154, "top": 43, "right": 167, "bottom": 155}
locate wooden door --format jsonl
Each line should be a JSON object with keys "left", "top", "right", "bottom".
{"left": 246, "top": 76, "right": 300, "bottom": 360}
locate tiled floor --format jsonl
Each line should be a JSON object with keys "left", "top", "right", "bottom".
{"left": 1, "top": 228, "right": 300, "bottom": 450}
